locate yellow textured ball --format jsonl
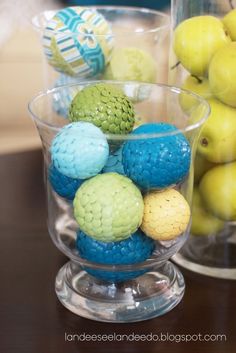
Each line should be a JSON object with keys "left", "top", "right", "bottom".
{"left": 141, "top": 189, "right": 190, "bottom": 241}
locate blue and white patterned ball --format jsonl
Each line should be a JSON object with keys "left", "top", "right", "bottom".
{"left": 51, "top": 122, "right": 109, "bottom": 179}
{"left": 49, "top": 163, "right": 84, "bottom": 200}
{"left": 43, "top": 7, "right": 113, "bottom": 77}
{"left": 76, "top": 230, "right": 155, "bottom": 282}
{"left": 122, "top": 123, "right": 191, "bottom": 189}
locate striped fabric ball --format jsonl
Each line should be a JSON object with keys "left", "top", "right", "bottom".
{"left": 43, "top": 7, "right": 113, "bottom": 77}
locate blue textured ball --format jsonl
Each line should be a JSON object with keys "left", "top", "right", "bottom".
{"left": 49, "top": 163, "right": 84, "bottom": 200}
{"left": 52, "top": 74, "right": 79, "bottom": 118}
{"left": 51, "top": 122, "right": 109, "bottom": 179}
{"left": 102, "top": 146, "right": 125, "bottom": 175}
{"left": 122, "top": 123, "right": 191, "bottom": 189}
{"left": 76, "top": 230, "right": 155, "bottom": 282}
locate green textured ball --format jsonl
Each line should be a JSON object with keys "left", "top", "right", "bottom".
{"left": 73, "top": 172, "right": 144, "bottom": 242}
{"left": 69, "top": 83, "right": 135, "bottom": 134}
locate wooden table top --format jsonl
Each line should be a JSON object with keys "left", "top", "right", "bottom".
{"left": 1, "top": 149, "right": 235, "bottom": 353}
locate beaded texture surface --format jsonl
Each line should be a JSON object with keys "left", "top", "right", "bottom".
{"left": 69, "top": 83, "right": 135, "bottom": 134}
{"left": 76, "top": 230, "right": 154, "bottom": 282}
{"left": 73, "top": 173, "right": 144, "bottom": 242}
{"left": 51, "top": 122, "right": 109, "bottom": 179}
{"left": 43, "top": 7, "right": 113, "bottom": 77}
{"left": 49, "top": 163, "right": 84, "bottom": 200}
{"left": 141, "top": 189, "right": 191, "bottom": 241}
{"left": 76, "top": 230, "right": 155, "bottom": 265}
{"left": 122, "top": 123, "right": 191, "bottom": 189}
{"left": 102, "top": 146, "right": 125, "bottom": 175}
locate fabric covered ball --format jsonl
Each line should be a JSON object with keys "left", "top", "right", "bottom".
{"left": 122, "top": 123, "right": 191, "bottom": 189}
{"left": 51, "top": 122, "right": 109, "bottom": 179}
{"left": 48, "top": 163, "right": 84, "bottom": 200}
{"left": 141, "top": 189, "right": 191, "bottom": 240}
{"left": 73, "top": 173, "right": 144, "bottom": 242}
{"left": 43, "top": 7, "right": 113, "bottom": 77}
{"left": 76, "top": 230, "right": 155, "bottom": 282}
{"left": 69, "top": 83, "right": 135, "bottom": 134}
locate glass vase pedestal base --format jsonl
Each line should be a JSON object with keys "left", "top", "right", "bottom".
{"left": 55, "top": 261, "right": 185, "bottom": 323}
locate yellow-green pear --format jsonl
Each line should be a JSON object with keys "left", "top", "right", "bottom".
{"left": 180, "top": 75, "right": 212, "bottom": 113}
{"left": 194, "top": 153, "right": 216, "bottom": 184}
{"left": 199, "top": 162, "right": 236, "bottom": 221}
{"left": 222, "top": 9, "right": 236, "bottom": 41}
{"left": 174, "top": 16, "right": 230, "bottom": 77}
{"left": 191, "top": 187, "right": 224, "bottom": 236}
{"left": 209, "top": 42, "right": 236, "bottom": 108}
{"left": 197, "top": 98, "right": 236, "bottom": 163}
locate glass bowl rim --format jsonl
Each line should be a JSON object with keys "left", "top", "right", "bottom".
{"left": 28, "top": 80, "right": 210, "bottom": 140}
{"left": 31, "top": 6, "right": 170, "bottom": 36}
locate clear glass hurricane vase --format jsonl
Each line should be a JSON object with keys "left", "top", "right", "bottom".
{"left": 28, "top": 81, "right": 209, "bottom": 322}
{"left": 32, "top": 6, "right": 169, "bottom": 89}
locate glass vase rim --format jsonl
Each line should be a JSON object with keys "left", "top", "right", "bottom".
{"left": 28, "top": 80, "right": 210, "bottom": 140}
{"left": 31, "top": 6, "right": 170, "bottom": 36}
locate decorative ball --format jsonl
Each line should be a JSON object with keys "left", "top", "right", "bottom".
{"left": 43, "top": 7, "right": 113, "bottom": 77}
{"left": 69, "top": 83, "right": 135, "bottom": 134}
{"left": 102, "top": 146, "right": 125, "bottom": 175}
{"left": 103, "top": 47, "right": 157, "bottom": 83}
{"left": 73, "top": 173, "right": 144, "bottom": 242}
{"left": 122, "top": 123, "right": 191, "bottom": 189}
{"left": 49, "top": 163, "right": 83, "bottom": 200}
{"left": 52, "top": 74, "right": 79, "bottom": 118}
{"left": 51, "top": 122, "right": 109, "bottom": 179}
{"left": 76, "top": 230, "right": 155, "bottom": 282}
{"left": 141, "top": 189, "right": 191, "bottom": 241}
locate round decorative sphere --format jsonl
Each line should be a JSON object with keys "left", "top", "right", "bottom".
{"left": 69, "top": 83, "right": 135, "bottom": 134}
{"left": 73, "top": 173, "right": 144, "bottom": 242}
{"left": 51, "top": 122, "right": 109, "bottom": 179}
{"left": 122, "top": 123, "right": 191, "bottom": 189}
{"left": 43, "top": 7, "right": 113, "bottom": 77}
{"left": 49, "top": 163, "right": 83, "bottom": 200}
{"left": 141, "top": 189, "right": 191, "bottom": 241}
{"left": 76, "top": 230, "right": 155, "bottom": 265}
{"left": 103, "top": 47, "right": 157, "bottom": 83}
{"left": 102, "top": 146, "right": 125, "bottom": 175}
{"left": 76, "top": 230, "right": 155, "bottom": 282}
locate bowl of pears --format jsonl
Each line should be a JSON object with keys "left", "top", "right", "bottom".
{"left": 170, "top": 0, "right": 236, "bottom": 280}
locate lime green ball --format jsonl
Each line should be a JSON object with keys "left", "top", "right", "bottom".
{"left": 69, "top": 83, "right": 135, "bottom": 134}
{"left": 73, "top": 173, "right": 144, "bottom": 242}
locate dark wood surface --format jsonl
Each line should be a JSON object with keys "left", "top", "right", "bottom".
{"left": 0, "top": 149, "right": 236, "bottom": 353}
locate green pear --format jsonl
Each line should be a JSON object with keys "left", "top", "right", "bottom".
{"left": 194, "top": 153, "right": 216, "bottom": 184}
{"left": 174, "top": 16, "right": 230, "bottom": 77}
{"left": 222, "top": 9, "right": 236, "bottom": 41}
{"left": 209, "top": 42, "right": 236, "bottom": 108}
{"left": 197, "top": 98, "right": 236, "bottom": 163}
{"left": 180, "top": 75, "right": 212, "bottom": 113}
{"left": 191, "top": 187, "right": 224, "bottom": 236}
{"left": 199, "top": 162, "right": 236, "bottom": 221}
